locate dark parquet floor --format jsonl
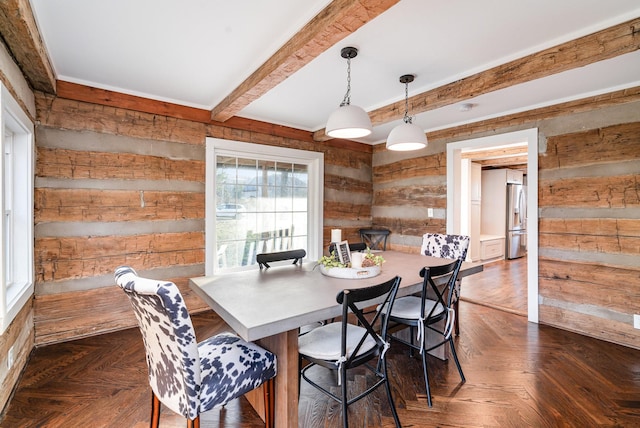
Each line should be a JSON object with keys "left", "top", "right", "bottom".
{"left": 2, "top": 258, "right": 640, "bottom": 427}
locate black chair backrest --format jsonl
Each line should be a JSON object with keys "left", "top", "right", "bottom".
{"left": 336, "top": 276, "right": 401, "bottom": 366}
{"left": 419, "top": 258, "right": 463, "bottom": 318}
{"left": 256, "top": 248, "right": 306, "bottom": 269}
{"left": 328, "top": 242, "right": 367, "bottom": 254}
{"left": 359, "top": 228, "right": 390, "bottom": 251}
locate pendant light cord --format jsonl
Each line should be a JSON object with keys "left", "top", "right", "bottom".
{"left": 340, "top": 56, "right": 352, "bottom": 107}
{"left": 403, "top": 81, "right": 412, "bottom": 124}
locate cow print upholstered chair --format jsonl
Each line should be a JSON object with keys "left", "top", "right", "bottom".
{"left": 115, "top": 266, "right": 277, "bottom": 428}
{"left": 420, "top": 233, "right": 470, "bottom": 336}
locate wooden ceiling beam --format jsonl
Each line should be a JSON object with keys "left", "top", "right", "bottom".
{"left": 314, "top": 17, "right": 640, "bottom": 141}
{"left": 0, "top": 0, "right": 55, "bottom": 93}
{"left": 462, "top": 145, "right": 528, "bottom": 160}
{"left": 210, "top": 0, "right": 400, "bottom": 122}
{"left": 475, "top": 156, "right": 529, "bottom": 168}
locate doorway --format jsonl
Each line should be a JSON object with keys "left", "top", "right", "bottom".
{"left": 446, "top": 129, "right": 539, "bottom": 323}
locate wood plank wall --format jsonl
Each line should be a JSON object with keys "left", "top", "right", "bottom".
{"left": 371, "top": 89, "right": 640, "bottom": 350}
{"left": 32, "top": 92, "right": 372, "bottom": 346}
{"left": 538, "top": 122, "right": 640, "bottom": 348}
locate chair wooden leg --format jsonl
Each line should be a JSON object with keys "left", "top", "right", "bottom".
{"left": 186, "top": 416, "right": 200, "bottom": 428}
{"left": 150, "top": 391, "right": 161, "bottom": 428}
{"left": 263, "top": 377, "right": 276, "bottom": 428}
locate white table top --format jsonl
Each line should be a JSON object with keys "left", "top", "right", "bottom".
{"left": 189, "top": 250, "right": 483, "bottom": 342}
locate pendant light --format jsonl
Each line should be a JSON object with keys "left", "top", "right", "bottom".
{"left": 326, "top": 47, "right": 372, "bottom": 139}
{"left": 386, "top": 74, "right": 427, "bottom": 151}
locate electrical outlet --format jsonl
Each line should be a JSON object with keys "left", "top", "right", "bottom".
{"left": 427, "top": 208, "right": 434, "bottom": 218}
{"left": 634, "top": 314, "right": 640, "bottom": 329}
{"left": 7, "top": 345, "right": 15, "bottom": 369}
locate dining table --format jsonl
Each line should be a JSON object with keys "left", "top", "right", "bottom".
{"left": 189, "top": 250, "right": 483, "bottom": 427}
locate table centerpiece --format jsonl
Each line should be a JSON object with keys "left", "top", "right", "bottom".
{"left": 317, "top": 248, "right": 384, "bottom": 279}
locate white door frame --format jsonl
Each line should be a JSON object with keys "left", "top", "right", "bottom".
{"left": 446, "top": 128, "right": 539, "bottom": 323}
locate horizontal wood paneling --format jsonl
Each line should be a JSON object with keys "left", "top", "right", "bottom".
{"left": 373, "top": 184, "right": 446, "bottom": 208}
{"left": 33, "top": 90, "right": 373, "bottom": 345}
{"left": 0, "top": 301, "right": 34, "bottom": 411}
{"left": 539, "top": 218, "right": 640, "bottom": 237}
{"left": 373, "top": 217, "right": 446, "bottom": 237}
{"left": 373, "top": 153, "right": 445, "bottom": 183}
{"left": 540, "top": 305, "right": 640, "bottom": 350}
{"left": 538, "top": 120, "right": 640, "bottom": 348}
{"left": 539, "top": 259, "right": 640, "bottom": 314}
{"left": 34, "top": 278, "right": 209, "bottom": 346}
{"left": 539, "top": 122, "right": 640, "bottom": 170}
{"left": 323, "top": 201, "right": 371, "bottom": 221}
{"left": 539, "top": 174, "right": 640, "bottom": 208}
{"left": 539, "top": 233, "right": 640, "bottom": 255}
{"left": 324, "top": 173, "right": 371, "bottom": 194}
{"left": 35, "top": 232, "right": 204, "bottom": 283}
{"left": 35, "top": 189, "right": 204, "bottom": 222}
{"left": 36, "top": 147, "right": 205, "bottom": 181}
{"left": 36, "top": 92, "right": 209, "bottom": 145}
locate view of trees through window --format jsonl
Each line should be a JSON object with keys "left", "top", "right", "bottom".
{"left": 215, "top": 155, "right": 309, "bottom": 269}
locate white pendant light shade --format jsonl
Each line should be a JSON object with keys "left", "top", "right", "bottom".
{"left": 386, "top": 122, "right": 427, "bottom": 151}
{"left": 386, "top": 74, "right": 427, "bottom": 151}
{"left": 326, "top": 104, "right": 372, "bottom": 139}
{"left": 325, "top": 47, "right": 372, "bottom": 140}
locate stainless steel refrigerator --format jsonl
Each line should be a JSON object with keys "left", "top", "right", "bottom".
{"left": 506, "top": 183, "right": 527, "bottom": 259}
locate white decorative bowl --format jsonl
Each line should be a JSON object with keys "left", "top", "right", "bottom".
{"left": 319, "top": 264, "right": 381, "bottom": 279}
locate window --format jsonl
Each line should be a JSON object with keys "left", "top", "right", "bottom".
{"left": 205, "top": 138, "right": 323, "bottom": 274}
{"left": 0, "top": 83, "right": 34, "bottom": 333}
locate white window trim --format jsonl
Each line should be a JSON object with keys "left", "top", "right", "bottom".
{"left": 1, "top": 83, "right": 34, "bottom": 333}
{"left": 205, "top": 138, "right": 324, "bottom": 275}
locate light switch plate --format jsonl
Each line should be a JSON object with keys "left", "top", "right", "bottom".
{"left": 427, "top": 208, "right": 434, "bottom": 218}
{"left": 634, "top": 314, "right": 640, "bottom": 329}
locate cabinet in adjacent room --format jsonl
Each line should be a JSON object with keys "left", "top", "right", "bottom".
{"left": 469, "top": 162, "right": 482, "bottom": 261}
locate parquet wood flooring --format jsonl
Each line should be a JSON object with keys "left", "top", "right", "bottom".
{"left": 2, "top": 297, "right": 640, "bottom": 427}
{"left": 460, "top": 256, "right": 528, "bottom": 316}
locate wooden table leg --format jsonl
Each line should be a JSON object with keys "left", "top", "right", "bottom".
{"left": 245, "top": 329, "right": 299, "bottom": 428}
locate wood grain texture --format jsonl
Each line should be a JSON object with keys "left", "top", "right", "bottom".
{"left": 35, "top": 232, "right": 204, "bottom": 283}
{"left": 317, "top": 18, "right": 640, "bottom": 140}
{"left": 36, "top": 147, "right": 205, "bottom": 181}
{"left": 33, "top": 277, "right": 209, "bottom": 346}
{"left": 374, "top": 184, "right": 447, "bottom": 208}
{"left": 32, "top": 89, "right": 373, "bottom": 347}
{"left": 539, "top": 174, "right": 640, "bottom": 208}
{"left": 0, "top": 0, "right": 55, "bottom": 92}
{"left": 373, "top": 153, "right": 446, "bottom": 183}
{"left": 540, "top": 122, "right": 640, "bottom": 170}
{"left": 539, "top": 259, "right": 640, "bottom": 311}
{"left": 416, "top": 86, "right": 640, "bottom": 145}
{"left": 211, "top": 0, "right": 400, "bottom": 122}
{"left": 374, "top": 217, "right": 446, "bottom": 237}
{"left": 0, "top": 302, "right": 34, "bottom": 412}
{"left": 34, "top": 189, "right": 204, "bottom": 222}
{"left": 537, "top": 119, "right": 640, "bottom": 349}
{"left": 4, "top": 302, "right": 640, "bottom": 427}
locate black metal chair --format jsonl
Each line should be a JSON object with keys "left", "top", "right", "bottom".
{"left": 359, "top": 228, "right": 390, "bottom": 251}
{"left": 298, "top": 276, "right": 402, "bottom": 428}
{"left": 421, "top": 233, "right": 470, "bottom": 335}
{"left": 382, "top": 258, "right": 465, "bottom": 407}
{"left": 256, "top": 248, "right": 306, "bottom": 269}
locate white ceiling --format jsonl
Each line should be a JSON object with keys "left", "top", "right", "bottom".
{"left": 30, "top": 0, "right": 640, "bottom": 145}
